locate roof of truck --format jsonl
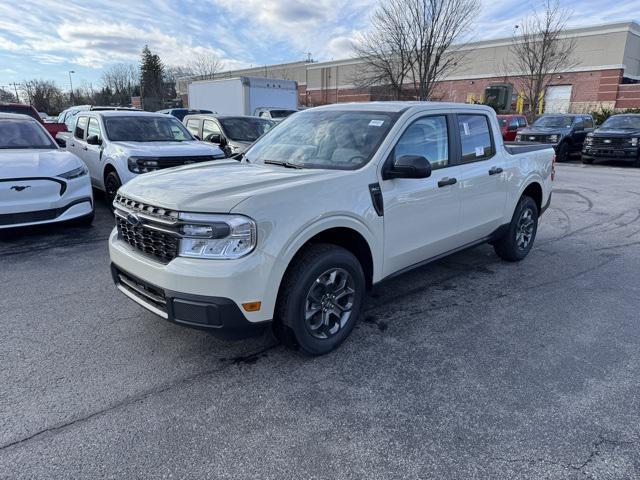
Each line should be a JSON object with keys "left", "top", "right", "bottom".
{"left": 310, "top": 101, "right": 495, "bottom": 114}
{"left": 90, "top": 110, "right": 166, "bottom": 117}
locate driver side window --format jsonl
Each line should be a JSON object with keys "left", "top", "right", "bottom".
{"left": 394, "top": 116, "right": 449, "bottom": 170}
{"left": 203, "top": 120, "right": 221, "bottom": 142}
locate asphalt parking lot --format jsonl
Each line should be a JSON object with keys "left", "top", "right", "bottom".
{"left": 1, "top": 162, "right": 639, "bottom": 479}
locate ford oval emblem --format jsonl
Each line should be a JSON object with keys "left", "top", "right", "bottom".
{"left": 126, "top": 213, "right": 141, "bottom": 226}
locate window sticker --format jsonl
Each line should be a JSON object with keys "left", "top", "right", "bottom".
{"left": 475, "top": 146, "right": 484, "bottom": 157}
{"left": 369, "top": 119, "right": 384, "bottom": 127}
{"left": 463, "top": 122, "right": 470, "bottom": 136}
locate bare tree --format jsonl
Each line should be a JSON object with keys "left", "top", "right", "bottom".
{"left": 0, "top": 87, "right": 17, "bottom": 103}
{"left": 508, "top": 0, "right": 577, "bottom": 115}
{"left": 352, "top": 0, "right": 414, "bottom": 100}
{"left": 101, "top": 63, "right": 140, "bottom": 106}
{"left": 353, "top": 0, "right": 479, "bottom": 101}
{"left": 189, "top": 52, "right": 221, "bottom": 80}
{"left": 407, "top": 0, "right": 479, "bottom": 101}
{"left": 20, "top": 79, "right": 64, "bottom": 113}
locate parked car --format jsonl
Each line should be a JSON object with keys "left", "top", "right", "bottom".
{"left": 65, "top": 111, "right": 225, "bottom": 205}
{"left": 183, "top": 114, "right": 276, "bottom": 157}
{"left": 582, "top": 114, "right": 640, "bottom": 167}
{"left": 157, "top": 108, "right": 213, "bottom": 121}
{"left": 56, "top": 106, "right": 139, "bottom": 147}
{"left": 0, "top": 113, "right": 93, "bottom": 229}
{"left": 497, "top": 114, "right": 527, "bottom": 141}
{"left": 109, "top": 102, "right": 554, "bottom": 355}
{"left": 254, "top": 107, "right": 297, "bottom": 122}
{"left": 0, "top": 103, "right": 67, "bottom": 139}
{"left": 515, "top": 113, "right": 594, "bottom": 162}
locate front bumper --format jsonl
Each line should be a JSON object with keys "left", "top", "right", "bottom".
{"left": 109, "top": 229, "right": 281, "bottom": 336}
{"left": 111, "top": 264, "right": 268, "bottom": 339}
{"left": 582, "top": 147, "right": 639, "bottom": 163}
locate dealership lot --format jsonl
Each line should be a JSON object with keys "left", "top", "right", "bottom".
{"left": 1, "top": 163, "right": 639, "bottom": 478}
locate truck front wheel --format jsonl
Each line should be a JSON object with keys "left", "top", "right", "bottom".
{"left": 493, "top": 196, "right": 539, "bottom": 262}
{"left": 275, "top": 244, "right": 365, "bottom": 356}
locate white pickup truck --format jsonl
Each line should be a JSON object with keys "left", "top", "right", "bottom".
{"left": 109, "top": 102, "right": 554, "bottom": 355}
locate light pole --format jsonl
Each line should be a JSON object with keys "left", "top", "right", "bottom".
{"left": 68, "top": 70, "right": 75, "bottom": 106}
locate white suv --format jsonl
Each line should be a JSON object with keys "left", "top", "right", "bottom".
{"left": 66, "top": 111, "right": 224, "bottom": 204}
{"left": 109, "top": 102, "right": 554, "bottom": 355}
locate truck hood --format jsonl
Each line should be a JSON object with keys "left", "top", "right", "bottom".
{"left": 0, "top": 149, "right": 82, "bottom": 178}
{"left": 119, "top": 160, "right": 344, "bottom": 213}
{"left": 518, "top": 127, "right": 567, "bottom": 135}
{"left": 111, "top": 140, "right": 223, "bottom": 157}
{"left": 591, "top": 128, "right": 640, "bottom": 137}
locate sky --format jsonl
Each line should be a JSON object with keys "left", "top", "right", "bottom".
{"left": 0, "top": 0, "right": 638, "bottom": 92}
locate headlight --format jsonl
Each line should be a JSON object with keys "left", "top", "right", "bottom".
{"left": 128, "top": 157, "right": 160, "bottom": 173}
{"left": 585, "top": 135, "right": 593, "bottom": 145}
{"left": 178, "top": 213, "right": 256, "bottom": 259}
{"left": 631, "top": 138, "right": 638, "bottom": 147}
{"left": 548, "top": 134, "right": 559, "bottom": 143}
{"left": 57, "top": 164, "right": 88, "bottom": 179}
{"left": 515, "top": 134, "right": 522, "bottom": 141}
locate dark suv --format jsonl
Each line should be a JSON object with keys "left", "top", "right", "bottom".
{"left": 515, "top": 114, "right": 595, "bottom": 162}
{"left": 582, "top": 114, "right": 640, "bottom": 167}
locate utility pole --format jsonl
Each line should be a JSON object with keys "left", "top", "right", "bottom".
{"left": 68, "top": 70, "right": 75, "bottom": 106}
{"left": 10, "top": 82, "right": 20, "bottom": 102}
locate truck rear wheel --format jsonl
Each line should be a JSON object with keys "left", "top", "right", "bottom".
{"left": 493, "top": 196, "right": 539, "bottom": 262}
{"left": 275, "top": 244, "right": 365, "bottom": 356}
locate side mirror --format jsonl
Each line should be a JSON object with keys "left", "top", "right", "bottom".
{"left": 208, "top": 133, "right": 222, "bottom": 144}
{"left": 384, "top": 155, "right": 432, "bottom": 180}
{"left": 86, "top": 134, "right": 102, "bottom": 146}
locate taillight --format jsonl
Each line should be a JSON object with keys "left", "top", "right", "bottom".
{"left": 551, "top": 154, "right": 556, "bottom": 181}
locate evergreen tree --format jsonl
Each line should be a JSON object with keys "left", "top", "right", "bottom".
{"left": 140, "top": 45, "right": 165, "bottom": 111}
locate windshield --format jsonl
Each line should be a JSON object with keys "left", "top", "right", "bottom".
{"left": 244, "top": 110, "right": 397, "bottom": 170}
{"left": 533, "top": 116, "right": 573, "bottom": 128}
{"left": 104, "top": 116, "right": 193, "bottom": 142}
{"left": 269, "top": 110, "right": 296, "bottom": 119}
{"left": 601, "top": 115, "right": 640, "bottom": 130}
{"left": 0, "top": 118, "right": 56, "bottom": 149}
{"left": 219, "top": 117, "right": 275, "bottom": 142}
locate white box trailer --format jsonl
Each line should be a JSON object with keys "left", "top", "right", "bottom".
{"left": 188, "top": 76, "right": 298, "bottom": 116}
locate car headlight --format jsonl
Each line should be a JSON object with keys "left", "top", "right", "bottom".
{"left": 57, "top": 164, "right": 88, "bottom": 179}
{"left": 178, "top": 213, "right": 256, "bottom": 259}
{"left": 585, "top": 135, "right": 593, "bottom": 145}
{"left": 631, "top": 138, "right": 638, "bottom": 147}
{"left": 128, "top": 157, "right": 160, "bottom": 173}
{"left": 548, "top": 134, "right": 559, "bottom": 143}
{"left": 515, "top": 134, "right": 522, "bottom": 141}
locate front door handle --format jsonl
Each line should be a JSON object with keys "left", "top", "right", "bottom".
{"left": 437, "top": 177, "right": 457, "bottom": 188}
{"left": 82, "top": 145, "right": 88, "bottom": 151}
{"left": 489, "top": 167, "right": 503, "bottom": 176}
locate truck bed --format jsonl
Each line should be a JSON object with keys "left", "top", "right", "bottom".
{"left": 504, "top": 142, "right": 555, "bottom": 155}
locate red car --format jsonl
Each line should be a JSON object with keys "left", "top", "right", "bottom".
{"left": 497, "top": 114, "right": 528, "bottom": 141}
{"left": 0, "top": 103, "right": 67, "bottom": 141}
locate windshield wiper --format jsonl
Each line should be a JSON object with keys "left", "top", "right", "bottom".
{"left": 263, "top": 159, "right": 304, "bottom": 169}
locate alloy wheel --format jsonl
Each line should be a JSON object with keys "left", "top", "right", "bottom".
{"left": 304, "top": 268, "right": 356, "bottom": 340}
{"left": 515, "top": 207, "right": 535, "bottom": 250}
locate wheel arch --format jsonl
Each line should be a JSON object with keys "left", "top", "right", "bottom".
{"left": 520, "top": 181, "right": 543, "bottom": 212}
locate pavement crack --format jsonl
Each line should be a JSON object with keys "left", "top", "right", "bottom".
{"left": 0, "top": 342, "right": 280, "bottom": 452}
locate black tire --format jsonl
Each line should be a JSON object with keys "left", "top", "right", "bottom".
{"left": 104, "top": 170, "right": 122, "bottom": 208}
{"left": 275, "top": 244, "right": 365, "bottom": 356}
{"left": 581, "top": 155, "right": 594, "bottom": 165}
{"left": 493, "top": 196, "right": 539, "bottom": 262}
{"left": 556, "top": 142, "right": 570, "bottom": 162}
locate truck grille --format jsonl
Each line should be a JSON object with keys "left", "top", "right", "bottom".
{"left": 590, "top": 137, "right": 628, "bottom": 146}
{"left": 138, "top": 155, "right": 220, "bottom": 170}
{"left": 114, "top": 194, "right": 180, "bottom": 263}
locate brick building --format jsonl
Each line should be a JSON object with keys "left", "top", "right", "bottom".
{"left": 179, "top": 21, "right": 640, "bottom": 113}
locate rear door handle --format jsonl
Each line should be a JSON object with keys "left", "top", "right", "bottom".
{"left": 489, "top": 167, "right": 503, "bottom": 176}
{"left": 437, "top": 177, "right": 457, "bottom": 188}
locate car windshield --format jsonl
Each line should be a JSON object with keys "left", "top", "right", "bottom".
{"left": 219, "top": 117, "right": 275, "bottom": 142}
{"left": 601, "top": 116, "right": 640, "bottom": 129}
{"left": 0, "top": 118, "right": 56, "bottom": 149}
{"left": 244, "top": 110, "right": 397, "bottom": 170}
{"left": 269, "top": 110, "right": 297, "bottom": 119}
{"left": 533, "top": 116, "right": 573, "bottom": 128}
{"left": 104, "top": 116, "right": 193, "bottom": 142}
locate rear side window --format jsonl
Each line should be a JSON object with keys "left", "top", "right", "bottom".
{"left": 518, "top": 117, "right": 527, "bottom": 128}
{"left": 395, "top": 115, "right": 449, "bottom": 170}
{"left": 185, "top": 119, "right": 200, "bottom": 137}
{"left": 457, "top": 114, "right": 494, "bottom": 162}
{"left": 203, "top": 120, "right": 221, "bottom": 141}
{"left": 583, "top": 116, "right": 593, "bottom": 128}
{"left": 75, "top": 116, "right": 88, "bottom": 139}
